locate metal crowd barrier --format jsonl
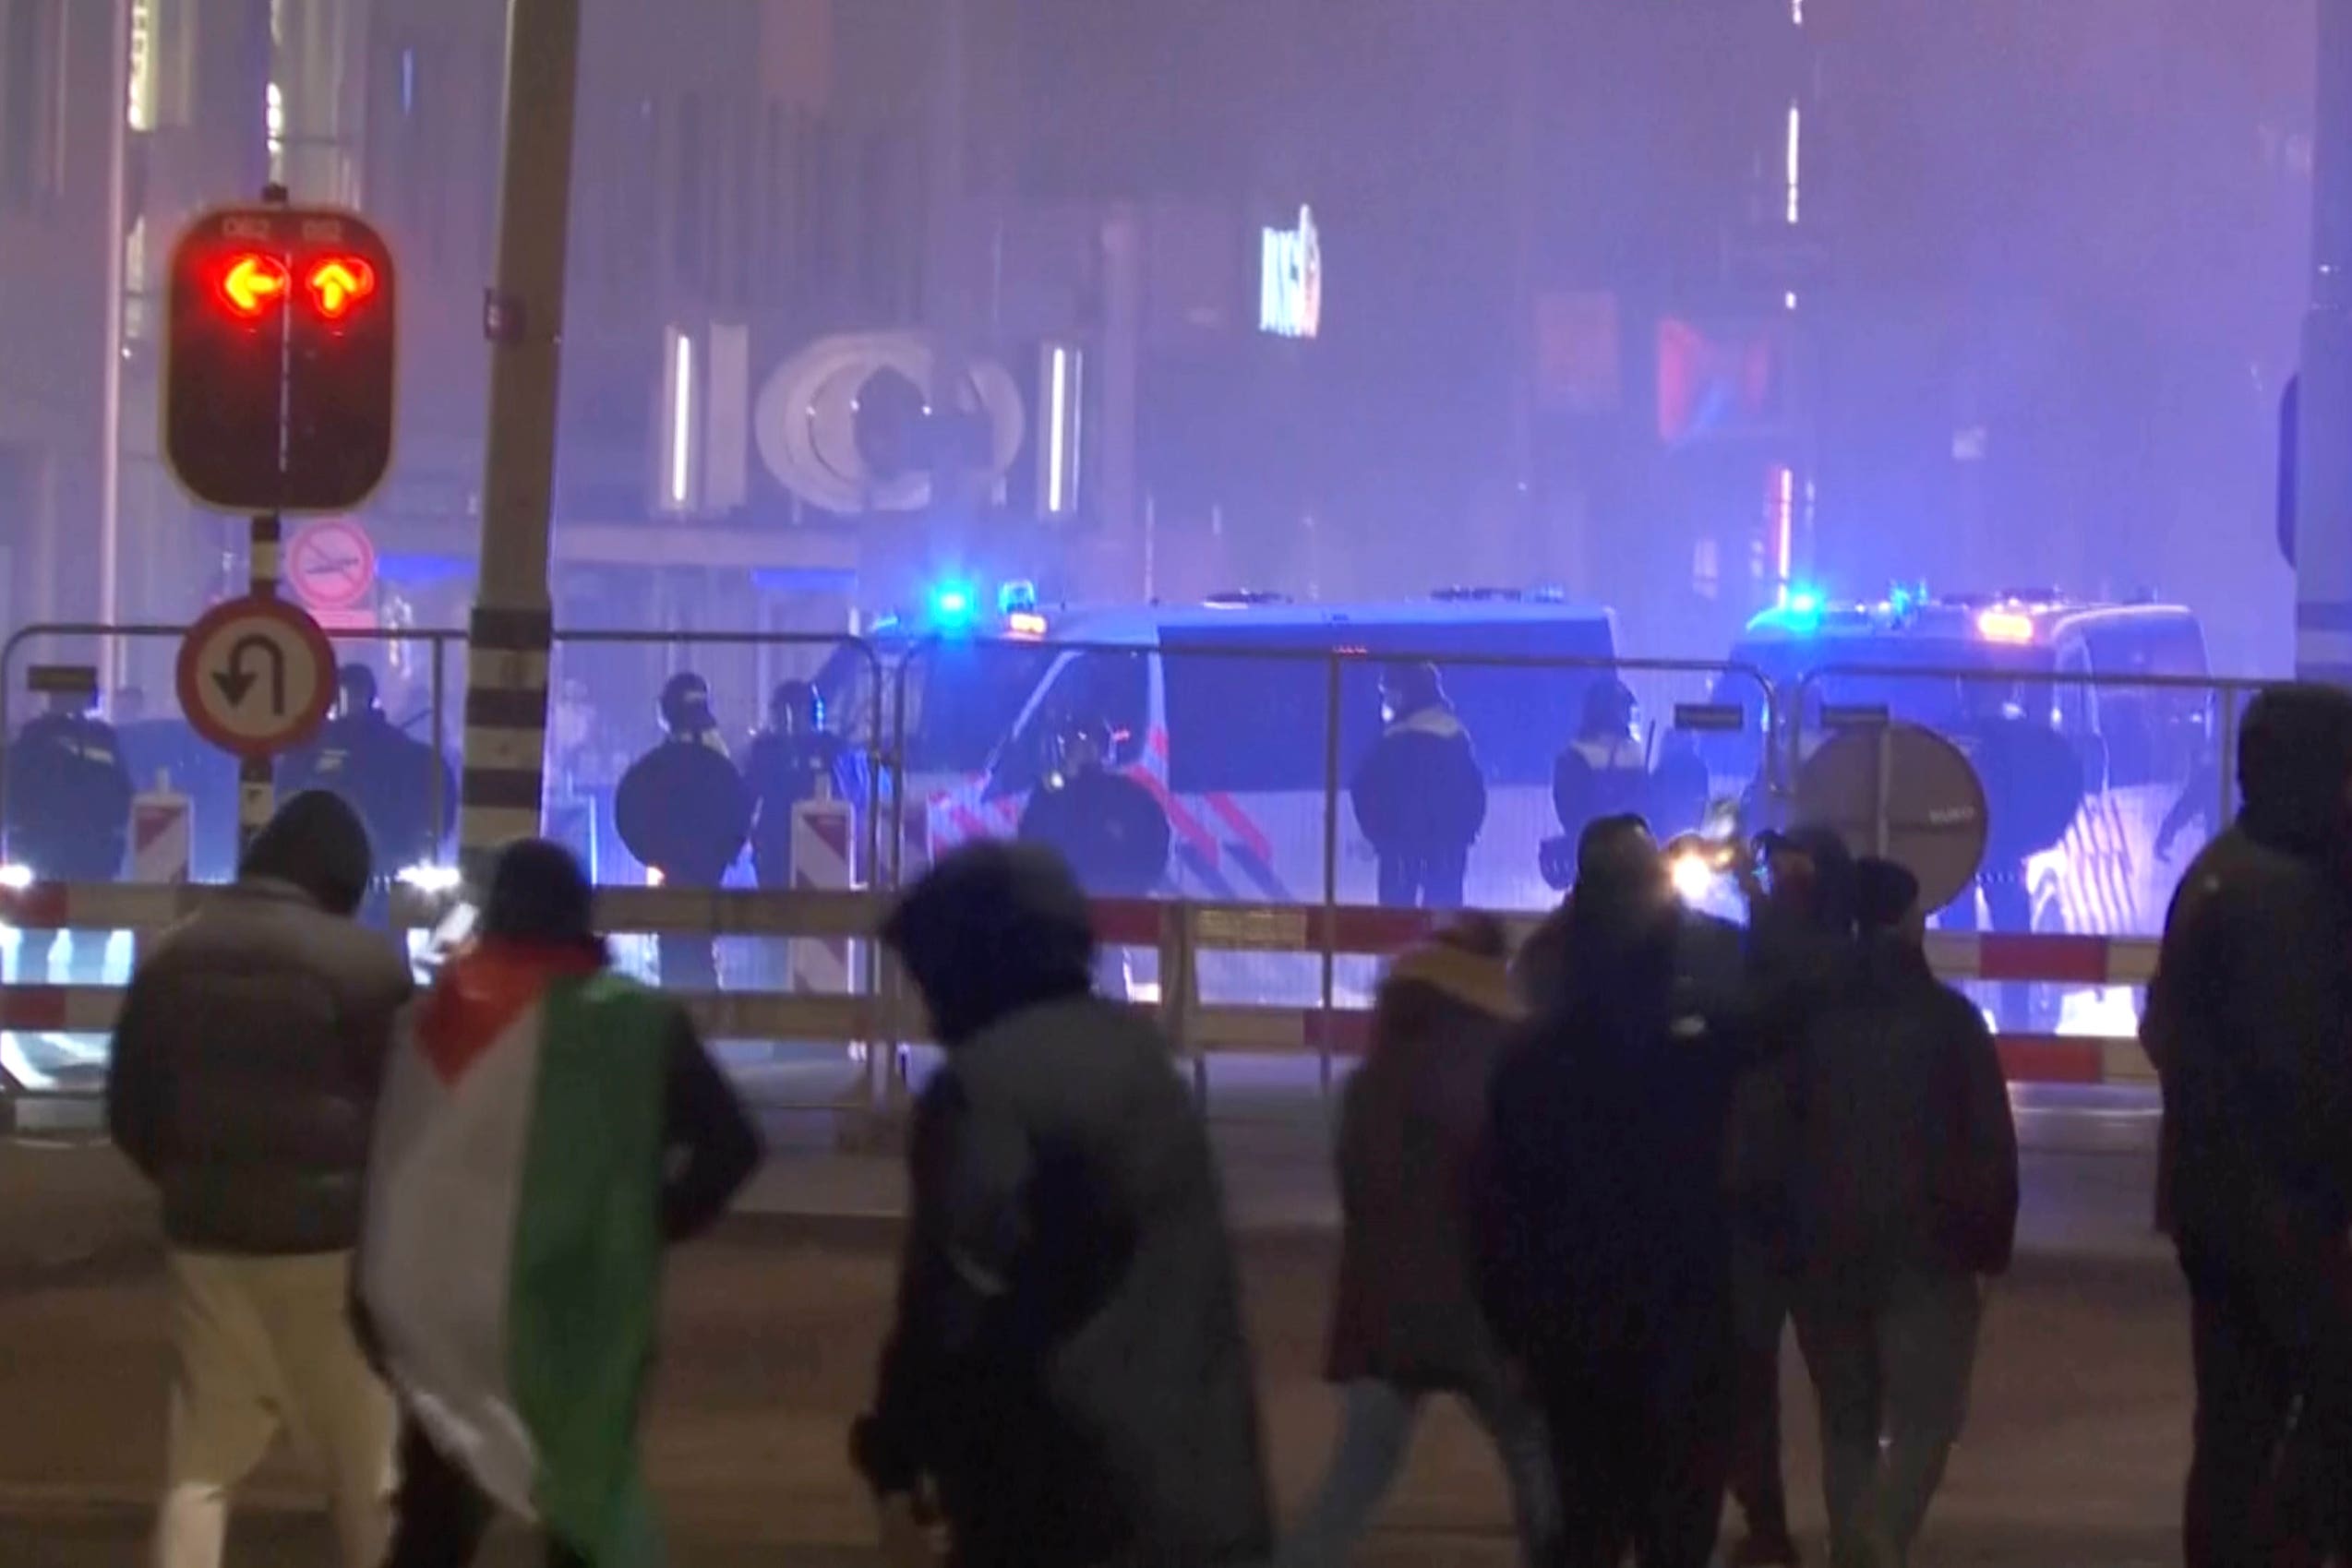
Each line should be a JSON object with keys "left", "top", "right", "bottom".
{"left": 0, "top": 882, "right": 2160, "bottom": 1139}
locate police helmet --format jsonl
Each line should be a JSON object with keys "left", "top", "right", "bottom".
{"left": 1380, "top": 662, "right": 1445, "bottom": 717}
{"left": 337, "top": 664, "right": 379, "bottom": 718}
{"left": 659, "top": 671, "right": 715, "bottom": 736}
{"left": 1580, "top": 677, "right": 1637, "bottom": 737}
{"left": 769, "top": 679, "right": 823, "bottom": 736}
{"left": 1050, "top": 712, "right": 1113, "bottom": 774}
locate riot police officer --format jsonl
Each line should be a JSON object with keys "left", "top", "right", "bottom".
{"left": 1351, "top": 662, "right": 1487, "bottom": 910}
{"left": 5, "top": 689, "right": 133, "bottom": 983}
{"left": 1017, "top": 714, "right": 1170, "bottom": 899}
{"left": 615, "top": 672, "right": 752, "bottom": 989}
{"left": 281, "top": 664, "right": 459, "bottom": 877}
{"left": 742, "top": 679, "right": 858, "bottom": 891}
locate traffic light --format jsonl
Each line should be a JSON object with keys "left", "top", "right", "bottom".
{"left": 164, "top": 207, "right": 398, "bottom": 514}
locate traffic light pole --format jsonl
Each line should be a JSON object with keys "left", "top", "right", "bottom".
{"left": 458, "top": 0, "right": 584, "bottom": 880}
{"left": 2296, "top": 0, "right": 2352, "bottom": 683}
{"left": 240, "top": 513, "right": 282, "bottom": 856}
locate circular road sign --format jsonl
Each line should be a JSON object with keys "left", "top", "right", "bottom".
{"left": 286, "top": 517, "right": 378, "bottom": 612}
{"left": 1794, "top": 721, "right": 1991, "bottom": 915}
{"left": 175, "top": 595, "right": 339, "bottom": 760}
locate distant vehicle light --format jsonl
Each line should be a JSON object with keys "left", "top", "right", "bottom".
{"left": 997, "top": 580, "right": 1039, "bottom": 616}
{"left": 1975, "top": 608, "right": 2036, "bottom": 644}
{"left": 929, "top": 581, "right": 978, "bottom": 623}
{"left": 0, "top": 864, "right": 30, "bottom": 892}
{"left": 396, "top": 863, "right": 463, "bottom": 894}
{"left": 1785, "top": 589, "right": 1822, "bottom": 616}
{"left": 1005, "top": 611, "right": 1050, "bottom": 639}
{"left": 1670, "top": 849, "right": 1719, "bottom": 904}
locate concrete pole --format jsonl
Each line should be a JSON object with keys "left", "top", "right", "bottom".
{"left": 457, "top": 0, "right": 583, "bottom": 878}
{"left": 2295, "top": 0, "right": 2352, "bottom": 682}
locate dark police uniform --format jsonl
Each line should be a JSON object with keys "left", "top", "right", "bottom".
{"left": 1017, "top": 761, "right": 1170, "bottom": 900}
{"left": 1353, "top": 671, "right": 1487, "bottom": 911}
{"left": 281, "top": 707, "right": 458, "bottom": 875}
{"left": 616, "top": 711, "right": 752, "bottom": 990}
{"left": 6, "top": 708, "right": 134, "bottom": 882}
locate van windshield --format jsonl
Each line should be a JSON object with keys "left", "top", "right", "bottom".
{"left": 1160, "top": 616, "right": 1618, "bottom": 793}
{"left": 814, "top": 640, "right": 1057, "bottom": 774}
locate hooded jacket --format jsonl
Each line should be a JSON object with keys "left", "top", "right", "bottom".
{"left": 858, "top": 844, "right": 1271, "bottom": 1568}
{"left": 107, "top": 793, "right": 412, "bottom": 1254}
{"left": 1325, "top": 932, "right": 1522, "bottom": 1391}
{"left": 2142, "top": 684, "right": 2352, "bottom": 1253}
{"left": 1788, "top": 935, "right": 2020, "bottom": 1282}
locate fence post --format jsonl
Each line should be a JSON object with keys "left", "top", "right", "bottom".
{"left": 1318, "top": 652, "right": 1343, "bottom": 1108}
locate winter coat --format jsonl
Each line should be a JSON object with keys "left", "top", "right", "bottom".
{"left": 2142, "top": 684, "right": 2352, "bottom": 1258}
{"left": 1326, "top": 940, "right": 1522, "bottom": 1391}
{"left": 858, "top": 844, "right": 1271, "bottom": 1568}
{"left": 1350, "top": 704, "right": 1488, "bottom": 859}
{"left": 1476, "top": 903, "right": 1770, "bottom": 1376}
{"left": 1787, "top": 937, "right": 2020, "bottom": 1284}
{"left": 108, "top": 873, "right": 412, "bottom": 1254}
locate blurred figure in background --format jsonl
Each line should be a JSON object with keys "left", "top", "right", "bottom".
{"left": 855, "top": 844, "right": 1271, "bottom": 1568}
{"left": 743, "top": 679, "right": 860, "bottom": 892}
{"left": 1283, "top": 914, "right": 1557, "bottom": 1568}
{"left": 1725, "top": 826, "right": 1860, "bottom": 1567}
{"left": 1353, "top": 662, "right": 1486, "bottom": 910}
{"left": 1790, "top": 857, "right": 2018, "bottom": 1568}
{"left": 614, "top": 672, "right": 752, "bottom": 989}
{"left": 1017, "top": 713, "right": 1170, "bottom": 899}
{"left": 282, "top": 664, "right": 458, "bottom": 879}
{"left": 5, "top": 685, "right": 132, "bottom": 982}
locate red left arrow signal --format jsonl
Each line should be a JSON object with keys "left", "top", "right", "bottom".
{"left": 216, "top": 253, "right": 291, "bottom": 317}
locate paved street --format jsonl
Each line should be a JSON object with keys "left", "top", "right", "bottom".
{"left": 0, "top": 1071, "right": 2191, "bottom": 1566}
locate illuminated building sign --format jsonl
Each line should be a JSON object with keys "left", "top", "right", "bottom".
{"left": 1259, "top": 204, "right": 1322, "bottom": 340}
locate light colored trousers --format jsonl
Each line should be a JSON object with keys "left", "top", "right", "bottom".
{"left": 1278, "top": 1373, "right": 1561, "bottom": 1568}
{"left": 153, "top": 1251, "right": 396, "bottom": 1568}
{"left": 1794, "top": 1269, "right": 1986, "bottom": 1568}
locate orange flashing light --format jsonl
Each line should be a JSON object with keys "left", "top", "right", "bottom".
{"left": 1005, "top": 611, "right": 1050, "bottom": 639}
{"left": 1974, "top": 608, "right": 2036, "bottom": 644}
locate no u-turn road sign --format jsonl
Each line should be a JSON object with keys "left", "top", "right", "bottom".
{"left": 175, "top": 595, "right": 339, "bottom": 759}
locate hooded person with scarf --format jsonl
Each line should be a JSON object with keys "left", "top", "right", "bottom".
{"left": 1477, "top": 815, "right": 1808, "bottom": 1568}
{"left": 108, "top": 790, "right": 411, "bottom": 1568}
{"left": 854, "top": 842, "right": 1271, "bottom": 1568}
{"left": 357, "top": 838, "right": 760, "bottom": 1568}
{"left": 1280, "top": 915, "right": 1558, "bottom": 1568}
{"left": 2142, "top": 684, "right": 2352, "bottom": 1568}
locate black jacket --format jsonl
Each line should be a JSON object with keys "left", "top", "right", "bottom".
{"left": 2142, "top": 684, "right": 2352, "bottom": 1257}
{"left": 5, "top": 712, "right": 133, "bottom": 880}
{"left": 858, "top": 844, "right": 1271, "bottom": 1568}
{"left": 280, "top": 712, "right": 457, "bottom": 870}
{"left": 1017, "top": 766, "right": 1171, "bottom": 898}
{"left": 1350, "top": 704, "right": 1487, "bottom": 858}
{"left": 1788, "top": 938, "right": 2019, "bottom": 1282}
{"left": 614, "top": 736, "right": 753, "bottom": 887}
{"left": 1477, "top": 903, "right": 1775, "bottom": 1374}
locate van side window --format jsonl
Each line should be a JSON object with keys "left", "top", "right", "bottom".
{"left": 2080, "top": 618, "right": 2208, "bottom": 790}
{"left": 994, "top": 651, "right": 1151, "bottom": 794}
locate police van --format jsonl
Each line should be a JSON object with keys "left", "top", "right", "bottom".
{"left": 1722, "top": 589, "right": 2214, "bottom": 947}
{"left": 813, "top": 583, "right": 1631, "bottom": 915}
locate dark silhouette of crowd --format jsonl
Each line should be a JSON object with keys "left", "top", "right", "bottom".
{"left": 81, "top": 668, "right": 2352, "bottom": 1568}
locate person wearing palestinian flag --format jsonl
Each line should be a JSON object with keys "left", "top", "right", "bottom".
{"left": 357, "top": 839, "right": 761, "bottom": 1567}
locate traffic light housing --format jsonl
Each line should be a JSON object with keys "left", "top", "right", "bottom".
{"left": 163, "top": 206, "right": 398, "bottom": 514}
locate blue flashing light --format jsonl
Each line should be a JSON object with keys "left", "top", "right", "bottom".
{"left": 1785, "top": 589, "right": 1822, "bottom": 616}
{"left": 929, "top": 581, "right": 978, "bottom": 623}
{"left": 997, "top": 579, "right": 1039, "bottom": 616}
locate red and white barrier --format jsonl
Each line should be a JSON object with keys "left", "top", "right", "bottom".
{"left": 0, "top": 880, "right": 2169, "bottom": 1091}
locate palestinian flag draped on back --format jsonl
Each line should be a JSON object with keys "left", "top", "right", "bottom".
{"left": 360, "top": 944, "right": 671, "bottom": 1566}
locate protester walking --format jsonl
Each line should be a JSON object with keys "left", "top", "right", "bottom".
{"left": 2141, "top": 684, "right": 2352, "bottom": 1568}
{"left": 1725, "top": 825, "right": 1861, "bottom": 1567}
{"left": 1281, "top": 915, "right": 1558, "bottom": 1568}
{"left": 104, "top": 791, "right": 410, "bottom": 1568}
{"left": 357, "top": 838, "right": 761, "bottom": 1568}
{"left": 1478, "top": 815, "right": 1814, "bottom": 1568}
{"left": 1789, "top": 857, "right": 2019, "bottom": 1568}
{"left": 854, "top": 842, "right": 1272, "bottom": 1568}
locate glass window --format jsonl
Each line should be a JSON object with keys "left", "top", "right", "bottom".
{"left": 991, "top": 651, "right": 1152, "bottom": 796}
{"left": 815, "top": 640, "right": 1055, "bottom": 777}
